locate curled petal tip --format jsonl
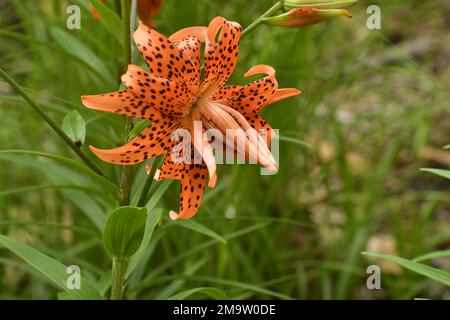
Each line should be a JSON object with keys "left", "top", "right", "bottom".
{"left": 244, "top": 65, "right": 276, "bottom": 78}
{"left": 208, "top": 173, "right": 217, "bottom": 188}
{"left": 169, "top": 210, "right": 180, "bottom": 221}
{"left": 266, "top": 163, "right": 279, "bottom": 173}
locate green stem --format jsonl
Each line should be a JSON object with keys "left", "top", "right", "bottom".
{"left": 121, "top": 0, "right": 132, "bottom": 68}
{"left": 137, "top": 154, "right": 164, "bottom": 207}
{"left": 241, "top": 1, "right": 283, "bottom": 38}
{"left": 118, "top": 0, "right": 135, "bottom": 206}
{"left": 111, "top": 258, "right": 126, "bottom": 300}
{"left": 111, "top": 0, "right": 136, "bottom": 301}
{"left": 0, "top": 67, "right": 106, "bottom": 178}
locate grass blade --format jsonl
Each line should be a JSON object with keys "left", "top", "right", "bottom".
{"left": 362, "top": 252, "right": 450, "bottom": 286}
{"left": 0, "top": 234, "right": 103, "bottom": 299}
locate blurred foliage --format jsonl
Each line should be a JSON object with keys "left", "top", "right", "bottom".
{"left": 0, "top": 0, "right": 449, "bottom": 299}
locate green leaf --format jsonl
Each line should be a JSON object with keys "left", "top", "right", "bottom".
{"left": 278, "top": 135, "right": 311, "bottom": 148}
{"left": 174, "top": 220, "right": 227, "bottom": 244}
{"left": 0, "top": 234, "right": 103, "bottom": 299}
{"left": 155, "top": 259, "right": 207, "bottom": 299}
{"left": 421, "top": 168, "right": 450, "bottom": 180}
{"left": 0, "top": 29, "right": 110, "bottom": 85}
{"left": 103, "top": 206, "right": 148, "bottom": 259}
{"left": 283, "top": 0, "right": 357, "bottom": 10}
{"left": 413, "top": 250, "right": 450, "bottom": 262}
{"left": 137, "top": 223, "right": 270, "bottom": 286}
{"left": 62, "top": 110, "right": 86, "bottom": 146}
{"left": 89, "top": 0, "right": 124, "bottom": 44}
{"left": 443, "top": 144, "right": 450, "bottom": 150}
{"left": 145, "top": 180, "right": 173, "bottom": 211}
{"left": 129, "top": 120, "right": 151, "bottom": 140}
{"left": 362, "top": 252, "right": 450, "bottom": 286}
{"left": 169, "top": 287, "right": 229, "bottom": 300}
{"left": 49, "top": 27, "right": 113, "bottom": 85}
{"left": 127, "top": 209, "right": 163, "bottom": 277}
{"left": 0, "top": 150, "right": 119, "bottom": 196}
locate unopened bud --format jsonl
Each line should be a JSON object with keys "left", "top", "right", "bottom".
{"left": 283, "top": 0, "right": 357, "bottom": 10}
{"left": 263, "top": 7, "right": 352, "bottom": 28}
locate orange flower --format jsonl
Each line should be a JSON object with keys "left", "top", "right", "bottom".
{"left": 82, "top": 17, "right": 300, "bottom": 220}
{"left": 90, "top": 0, "right": 163, "bottom": 27}
{"left": 137, "top": 0, "right": 163, "bottom": 27}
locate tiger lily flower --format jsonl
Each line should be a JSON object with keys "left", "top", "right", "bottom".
{"left": 82, "top": 17, "right": 300, "bottom": 220}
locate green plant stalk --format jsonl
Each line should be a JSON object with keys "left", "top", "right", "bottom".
{"left": 118, "top": 0, "right": 134, "bottom": 207}
{"left": 111, "top": 0, "right": 136, "bottom": 301}
{"left": 0, "top": 67, "right": 106, "bottom": 178}
{"left": 137, "top": 154, "right": 164, "bottom": 207}
{"left": 111, "top": 257, "right": 126, "bottom": 300}
{"left": 241, "top": 1, "right": 284, "bottom": 38}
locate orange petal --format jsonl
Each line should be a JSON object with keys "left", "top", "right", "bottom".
{"left": 121, "top": 64, "right": 195, "bottom": 118}
{"left": 223, "top": 65, "right": 279, "bottom": 115}
{"left": 169, "top": 163, "right": 209, "bottom": 220}
{"left": 133, "top": 21, "right": 197, "bottom": 87}
{"left": 89, "top": 119, "right": 180, "bottom": 165}
{"left": 268, "top": 88, "right": 302, "bottom": 104}
{"left": 169, "top": 27, "right": 207, "bottom": 43}
{"left": 173, "top": 36, "right": 201, "bottom": 94}
{"left": 202, "top": 17, "right": 242, "bottom": 90}
{"left": 81, "top": 90, "right": 161, "bottom": 121}
{"left": 191, "top": 120, "right": 217, "bottom": 187}
{"left": 212, "top": 85, "right": 242, "bottom": 102}
{"left": 244, "top": 113, "right": 276, "bottom": 146}
{"left": 244, "top": 65, "right": 276, "bottom": 78}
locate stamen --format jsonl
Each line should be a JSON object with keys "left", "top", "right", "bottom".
{"left": 190, "top": 114, "right": 217, "bottom": 188}
{"left": 217, "top": 104, "right": 277, "bottom": 171}
{"left": 201, "top": 101, "right": 277, "bottom": 171}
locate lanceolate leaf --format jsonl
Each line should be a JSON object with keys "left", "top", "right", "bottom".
{"left": 362, "top": 252, "right": 450, "bottom": 286}
{"left": 421, "top": 168, "right": 450, "bottom": 180}
{"left": 49, "top": 27, "right": 113, "bottom": 85}
{"left": 62, "top": 110, "right": 86, "bottom": 146}
{"left": 89, "top": 0, "right": 124, "bottom": 44}
{"left": 103, "top": 207, "right": 148, "bottom": 259}
{"left": 169, "top": 287, "right": 229, "bottom": 300}
{"left": 0, "top": 234, "right": 103, "bottom": 300}
{"left": 127, "top": 208, "right": 163, "bottom": 277}
{"left": 413, "top": 250, "right": 450, "bottom": 262}
{"left": 0, "top": 150, "right": 119, "bottom": 196}
{"left": 173, "top": 219, "right": 227, "bottom": 244}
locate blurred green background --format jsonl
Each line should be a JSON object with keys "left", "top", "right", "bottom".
{"left": 0, "top": 0, "right": 449, "bottom": 299}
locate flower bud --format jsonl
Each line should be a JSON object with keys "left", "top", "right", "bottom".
{"left": 262, "top": 7, "right": 352, "bottom": 28}
{"left": 283, "top": 0, "right": 357, "bottom": 10}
